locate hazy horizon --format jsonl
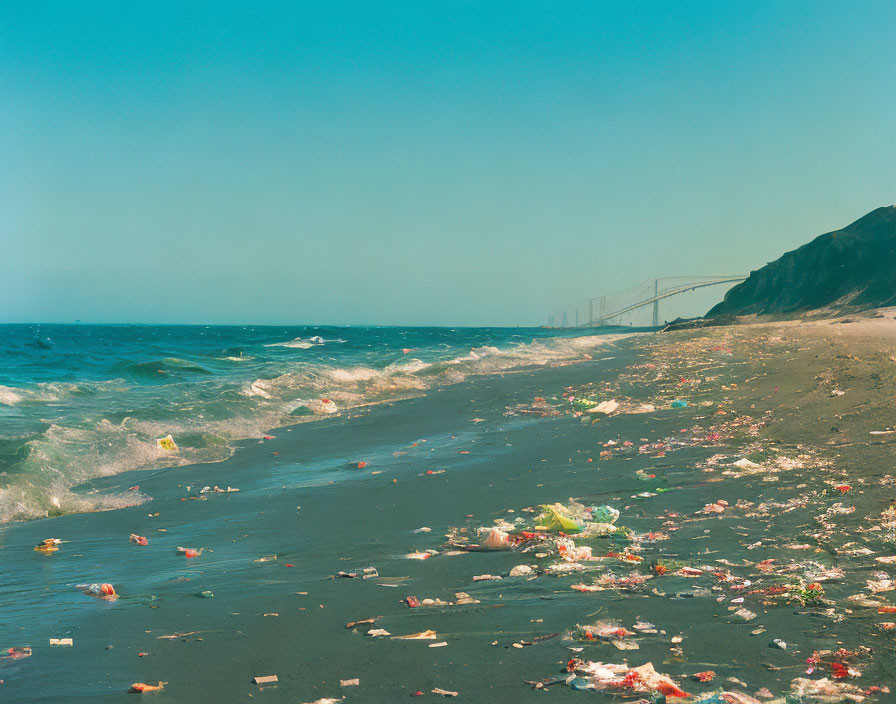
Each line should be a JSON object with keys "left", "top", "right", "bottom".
{"left": 3, "top": 2, "right": 895, "bottom": 326}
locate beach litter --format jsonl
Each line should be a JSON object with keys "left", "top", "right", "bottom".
{"left": 155, "top": 435, "right": 178, "bottom": 451}
{"left": 34, "top": 538, "right": 61, "bottom": 554}
{"left": 564, "top": 660, "right": 689, "bottom": 697}
{"left": 76, "top": 583, "right": 118, "bottom": 600}
{"left": 392, "top": 630, "right": 438, "bottom": 640}
{"left": 128, "top": 682, "right": 166, "bottom": 694}
{"left": 334, "top": 567, "right": 378, "bottom": 579}
{"left": 4, "top": 647, "right": 32, "bottom": 659}
{"left": 587, "top": 399, "right": 619, "bottom": 415}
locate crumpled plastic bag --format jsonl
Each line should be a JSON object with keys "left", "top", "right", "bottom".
{"left": 587, "top": 399, "right": 619, "bottom": 414}
{"left": 578, "top": 522, "right": 621, "bottom": 537}
{"left": 477, "top": 527, "right": 511, "bottom": 550}
{"left": 537, "top": 503, "right": 585, "bottom": 533}
{"left": 588, "top": 505, "right": 620, "bottom": 525}
{"left": 788, "top": 677, "right": 868, "bottom": 703}
{"left": 557, "top": 537, "right": 593, "bottom": 562}
{"left": 570, "top": 660, "right": 689, "bottom": 698}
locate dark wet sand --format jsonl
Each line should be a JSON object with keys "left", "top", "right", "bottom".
{"left": 2, "top": 324, "right": 896, "bottom": 702}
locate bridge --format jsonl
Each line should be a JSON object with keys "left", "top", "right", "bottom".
{"left": 548, "top": 275, "right": 747, "bottom": 328}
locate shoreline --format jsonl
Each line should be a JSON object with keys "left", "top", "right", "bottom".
{"left": 0, "top": 327, "right": 642, "bottom": 525}
{"left": 2, "top": 318, "right": 896, "bottom": 702}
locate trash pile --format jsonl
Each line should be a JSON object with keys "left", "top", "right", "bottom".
{"left": 446, "top": 499, "right": 628, "bottom": 580}
{"left": 477, "top": 331, "right": 896, "bottom": 701}
{"left": 8, "top": 326, "right": 896, "bottom": 700}
{"left": 564, "top": 660, "right": 690, "bottom": 697}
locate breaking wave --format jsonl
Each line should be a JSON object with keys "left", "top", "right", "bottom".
{"left": 0, "top": 325, "right": 636, "bottom": 523}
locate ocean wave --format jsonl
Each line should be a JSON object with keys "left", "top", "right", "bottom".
{"left": 0, "top": 415, "right": 258, "bottom": 523}
{"left": 115, "top": 358, "right": 215, "bottom": 381}
{"left": 0, "top": 330, "right": 637, "bottom": 523}
{"left": 0, "top": 381, "right": 102, "bottom": 405}
{"left": 264, "top": 336, "right": 347, "bottom": 349}
{"left": 0, "top": 385, "right": 23, "bottom": 405}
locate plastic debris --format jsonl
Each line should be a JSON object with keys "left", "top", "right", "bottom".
{"left": 509, "top": 564, "right": 534, "bottom": 577}
{"left": 4, "top": 647, "right": 32, "bottom": 659}
{"left": 128, "top": 682, "right": 166, "bottom": 693}
{"left": 392, "top": 630, "right": 438, "bottom": 640}
{"left": 478, "top": 526, "right": 512, "bottom": 550}
{"left": 34, "top": 538, "right": 61, "bottom": 554}
{"left": 565, "top": 660, "right": 689, "bottom": 697}
{"left": 76, "top": 583, "right": 118, "bottom": 601}
{"left": 335, "top": 567, "right": 378, "bottom": 579}
{"left": 587, "top": 399, "right": 619, "bottom": 414}
{"left": 155, "top": 435, "right": 178, "bottom": 451}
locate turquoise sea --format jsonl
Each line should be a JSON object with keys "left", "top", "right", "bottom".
{"left": 0, "top": 324, "right": 629, "bottom": 523}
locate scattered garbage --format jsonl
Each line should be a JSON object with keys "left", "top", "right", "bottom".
{"left": 334, "top": 567, "right": 378, "bottom": 579}
{"left": 4, "top": 647, "right": 32, "bottom": 659}
{"left": 155, "top": 435, "right": 178, "bottom": 451}
{"left": 564, "top": 660, "right": 689, "bottom": 697}
{"left": 34, "top": 538, "right": 61, "bottom": 554}
{"left": 76, "top": 583, "right": 118, "bottom": 601}
{"left": 17, "top": 327, "right": 896, "bottom": 700}
{"left": 587, "top": 399, "right": 619, "bottom": 415}
{"left": 392, "top": 630, "right": 438, "bottom": 640}
{"left": 128, "top": 682, "right": 166, "bottom": 694}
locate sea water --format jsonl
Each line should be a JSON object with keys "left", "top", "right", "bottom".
{"left": 0, "top": 324, "right": 632, "bottom": 522}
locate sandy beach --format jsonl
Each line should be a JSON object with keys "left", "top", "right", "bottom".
{"left": 2, "top": 317, "right": 896, "bottom": 703}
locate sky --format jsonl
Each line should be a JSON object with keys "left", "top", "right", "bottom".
{"left": 2, "top": 1, "right": 895, "bottom": 326}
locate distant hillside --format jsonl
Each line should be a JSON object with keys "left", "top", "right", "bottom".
{"left": 708, "top": 206, "right": 896, "bottom": 317}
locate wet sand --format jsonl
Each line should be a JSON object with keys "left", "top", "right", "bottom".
{"left": 2, "top": 319, "right": 896, "bottom": 702}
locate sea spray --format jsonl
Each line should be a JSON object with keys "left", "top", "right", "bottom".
{"left": 0, "top": 324, "right": 638, "bottom": 522}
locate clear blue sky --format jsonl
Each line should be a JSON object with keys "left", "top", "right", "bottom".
{"left": 2, "top": 1, "right": 894, "bottom": 326}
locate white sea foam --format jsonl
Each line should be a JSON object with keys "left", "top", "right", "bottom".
{"left": 264, "top": 335, "right": 347, "bottom": 348}
{"left": 0, "top": 381, "right": 90, "bottom": 405}
{"left": 0, "top": 385, "right": 23, "bottom": 405}
{"left": 0, "top": 331, "right": 639, "bottom": 523}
